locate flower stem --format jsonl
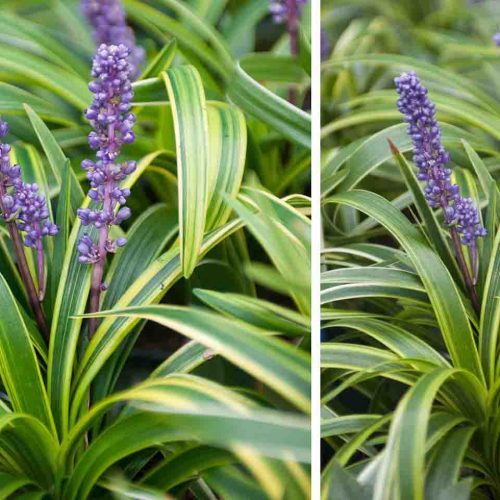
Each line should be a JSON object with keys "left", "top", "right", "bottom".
{"left": 287, "top": 0, "right": 299, "bottom": 104}
{"left": 450, "top": 226, "right": 480, "bottom": 314}
{"left": 88, "top": 235, "right": 106, "bottom": 339}
{"left": 88, "top": 114, "right": 114, "bottom": 340}
{"left": 7, "top": 222, "right": 49, "bottom": 339}
{"left": 88, "top": 192, "right": 111, "bottom": 339}
{"left": 36, "top": 237, "right": 45, "bottom": 301}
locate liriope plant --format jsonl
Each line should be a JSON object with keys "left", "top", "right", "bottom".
{"left": 321, "top": 8, "right": 500, "bottom": 500}
{"left": 0, "top": 0, "right": 311, "bottom": 498}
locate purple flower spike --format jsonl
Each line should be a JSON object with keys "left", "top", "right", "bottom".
{"left": 77, "top": 44, "right": 136, "bottom": 264}
{"left": 453, "top": 198, "right": 488, "bottom": 245}
{"left": 494, "top": 33, "right": 500, "bottom": 47}
{"left": 81, "top": 0, "right": 144, "bottom": 74}
{"left": 395, "top": 71, "right": 486, "bottom": 308}
{"left": 0, "top": 119, "right": 58, "bottom": 301}
{"left": 394, "top": 71, "right": 486, "bottom": 247}
{"left": 15, "top": 183, "right": 59, "bottom": 248}
{"left": 79, "top": 44, "right": 136, "bottom": 337}
{"left": 269, "top": 0, "right": 307, "bottom": 24}
{"left": 0, "top": 122, "right": 58, "bottom": 245}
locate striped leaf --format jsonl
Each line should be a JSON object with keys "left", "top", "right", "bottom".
{"left": 162, "top": 66, "right": 209, "bottom": 278}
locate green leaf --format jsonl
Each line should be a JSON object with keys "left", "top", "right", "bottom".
{"left": 425, "top": 426, "right": 475, "bottom": 498}
{"left": 91, "top": 205, "right": 178, "bottom": 407}
{"left": 480, "top": 227, "right": 500, "bottom": 384}
{"left": 328, "top": 317, "right": 447, "bottom": 367}
{"left": 325, "top": 190, "right": 483, "bottom": 381}
{"left": 0, "top": 44, "right": 89, "bottom": 109}
{"left": 205, "top": 102, "right": 247, "bottom": 230}
{"left": 141, "top": 445, "right": 234, "bottom": 490}
{"left": 138, "top": 39, "right": 177, "bottom": 80}
{"left": 239, "top": 53, "right": 308, "bottom": 83}
{"left": 81, "top": 304, "right": 310, "bottom": 412}
{"left": 24, "top": 104, "right": 84, "bottom": 216}
{"left": 125, "top": 0, "right": 229, "bottom": 81}
{"left": 322, "top": 414, "right": 383, "bottom": 438}
{"left": 151, "top": 341, "right": 212, "bottom": 378}
{"left": 323, "top": 53, "right": 499, "bottom": 112}
{"left": 326, "top": 123, "right": 484, "bottom": 197}
{"left": 194, "top": 289, "right": 309, "bottom": 336}
{"left": 65, "top": 410, "right": 308, "bottom": 499}
{"left": 373, "top": 368, "right": 457, "bottom": 500}
{"left": 0, "top": 274, "right": 55, "bottom": 433}
{"left": 62, "top": 376, "right": 310, "bottom": 499}
{"left": 71, "top": 220, "right": 244, "bottom": 422}
{"left": 462, "top": 140, "right": 500, "bottom": 218}
{"left": 144, "top": 0, "right": 233, "bottom": 70}
{"left": 324, "top": 463, "right": 370, "bottom": 500}
{"left": 0, "top": 472, "right": 33, "bottom": 498}
{"left": 162, "top": 66, "right": 209, "bottom": 278}
{"left": 47, "top": 196, "right": 93, "bottom": 438}
{"left": 204, "top": 466, "right": 266, "bottom": 500}
{"left": 232, "top": 189, "right": 311, "bottom": 315}
{"left": 322, "top": 343, "right": 399, "bottom": 370}
{"left": 0, "top": 414, "right": 57, "bottom": 490}
{"left": 47, "top": 161, "right": 72, "bottom": 317}
{"left": 227, "top": 63, "right": 311, "bottom": 148}
{"left": 0, "top": 82, "right": 75, "bottom": 125}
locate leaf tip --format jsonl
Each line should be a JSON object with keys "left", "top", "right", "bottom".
{"left": 387, "top": 138, "right": 400, "bottom": 156}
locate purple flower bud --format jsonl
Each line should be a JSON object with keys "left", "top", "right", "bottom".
{"left": 116, "top": 236, "right": 127, "bottom": 247}
{"left": 2, "top": 194, "right": 14, "bottom": 209}
{"left": 123, "top": 160, "right": 136, "bottom": 175}
{"left": 494, "top": 32, "right": 500, "bottom": 47}
{"left": 115, "top": 206, "right": 131, "bottom": 223}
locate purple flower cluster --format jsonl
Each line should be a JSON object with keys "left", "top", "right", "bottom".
{"left": 0, "top": 121, "right": 57, "bottom": 247}
{"left": 494, "top": 33, "right": 500, "bottom": 47}
{"left": 81, "top": 0, "right": 144, "bottom": 74}
{"left": 77, "top": 44, "right": 136, "bottom": 266}
{"left": 269, "top": 0, "right": 307, "bottom": 24}
{"left": 395, "top": 71, "right": 486, "bottom": 246}
{"left": 15, "top": 183, "right": 58, "bottom": 248}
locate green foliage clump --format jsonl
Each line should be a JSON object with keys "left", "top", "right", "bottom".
{"left": 321, "top": 1, "right": 500, "bottom": 498}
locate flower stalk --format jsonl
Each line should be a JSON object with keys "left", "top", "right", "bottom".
{"left": 78, "top": 44, "right": 136, "bottom": 338}
{"left": 270, "top": 0, "right": 307, "bottom": 103}
{"left": 6, "top": 222, "right": 49, "bottom": 338}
